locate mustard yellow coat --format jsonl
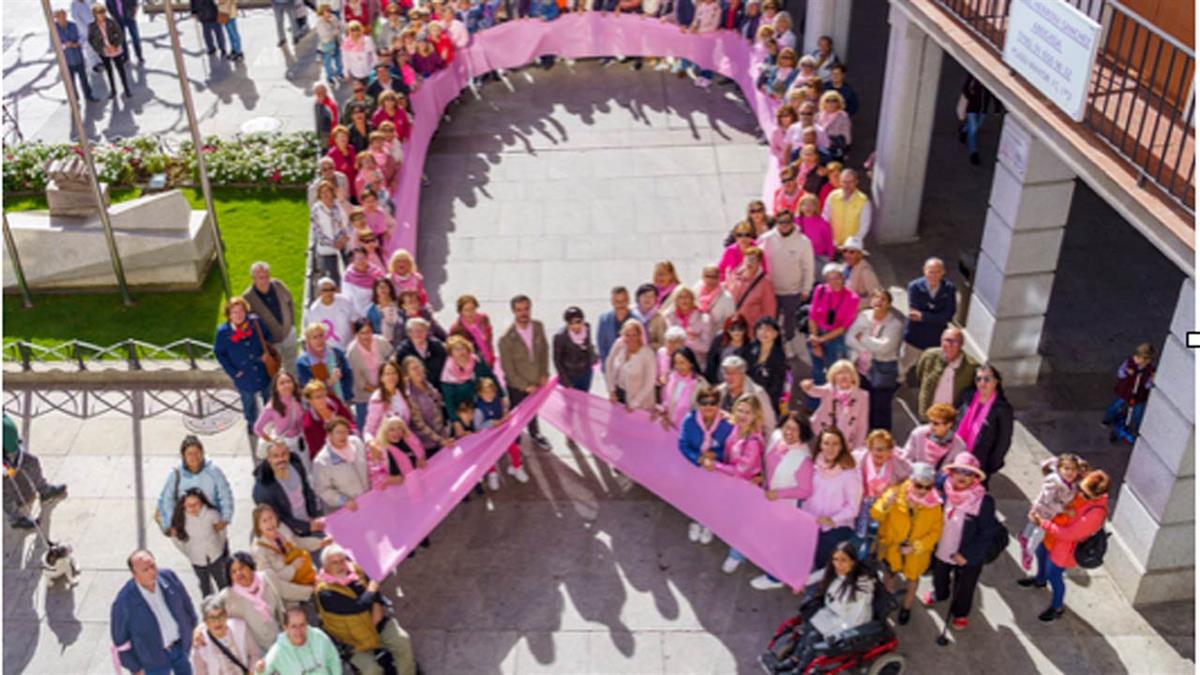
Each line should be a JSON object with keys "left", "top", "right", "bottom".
{"left": 870, "top": 481, "right": 943, "bottom": 580}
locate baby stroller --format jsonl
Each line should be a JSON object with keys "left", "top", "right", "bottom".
{"left": 759, "top": 561, "right": 906, "bottom": 675}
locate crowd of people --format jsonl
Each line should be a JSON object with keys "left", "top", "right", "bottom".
{"left": 18, "top": 4, "right": 1144, "bottom": 673}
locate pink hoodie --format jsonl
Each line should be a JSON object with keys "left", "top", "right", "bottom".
{"left": 714, "top": 429, "right": 766, "bottom": 481}
{"left": 366, "top": 442, "right": 415, "bottom": 490}
{"left": 763, "top": 431, "right": 814, "bottom": 500}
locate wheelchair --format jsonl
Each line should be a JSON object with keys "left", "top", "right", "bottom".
{"left": 759, "top": 560, "right": 906, "bottom": 675}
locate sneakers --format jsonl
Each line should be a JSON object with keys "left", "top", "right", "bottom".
{"left": 507, "top": 465, "right": 530, "bottom": 483}
{"left": 39, "top": 484, "right": 67, "bottom": 504}
{"left": 698, "top": 526, "right": 714, "bottom": 545}
{"left": 10, "top": 516, "right": 36, "bottom": 530}
{"left": 951, "top": 617, "right": 969, "bottom": 630}
{"left": 721, "top": 554, "right": 742, "bottom": 574}
{"left": 486, "top": 472, "right": 501, "bottom": 491}
{"left": 921, "top": 592, "right": 940, "bottom": 607}
{"left": 687, "top": 522, "right": 702, "bottom": 542}
{"left": 530, "top": 433, "right": 552, "bottom": 450}
{"left": 750, "top": 574, "right": 783, "bottom": 591}
{"left": 1017, "top": 577, "right": 1047, "bottom": 589}
{"left": 1037, "top": 606, "right": 1064, "bottom": 622}
{"left": 1017, "top": 533, "right": 1031, "bottom": 570}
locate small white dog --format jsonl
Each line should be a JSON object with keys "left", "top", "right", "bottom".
{"left": 42, "top": 542, "right": 80, "bottom": 588}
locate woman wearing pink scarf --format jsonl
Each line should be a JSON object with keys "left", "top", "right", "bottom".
{"left": 663, "top": 287, "right": 712, "bottom": 364}
{"left": 312, "top": 417, "right": 371, "bottom": 513}
{"left": 652, "top": 260, "right": 682, "bottom": 309}
{"left": 386, "top": 249, "right": 429, "bottom": 308}
{"left": 694, "top": 265, "right": 736, "bottom": 333}
{"left": 899, "top": 403, "right": 967, "bottom": 472}
{"left": 449, "top": 294, "right": 496, "bottom": 367}
{"left": 922, "top": 453, "right": 999, "bottom": 631}
{"left": 869, "top": 462, "right": 942, "bottom": 624}
{"left": 654, "top": 347, "right": 707, "bottom": 430}
{"left": 954, "top": 364, "right": 1014, "bottom": 484}
{"left": 850, "top": 429, "right": 911, "bottom": 537}
{"left": 701, "top": 394, "right": 767, "bottom": 575}
{"left": 678, "top": 386, "right": 735, "bottom": 545}
{"left": 800, "top": 359, "right": 868, "bottom": 449}
{"left": 747, "top": 412, "right": 815, "bottom": 590}
{"left": 214, "top": 552, "right": 287, "bottom": 653}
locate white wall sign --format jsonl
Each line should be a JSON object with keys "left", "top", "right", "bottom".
{"left": 1002, "top": 0, "right": 1103, "bottom": 122}
{"left": 997, "top": 118, "right": 1032, "bottom": 180}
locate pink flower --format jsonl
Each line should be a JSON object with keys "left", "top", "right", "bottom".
{"left": 270, "top": 169, "right": 282, "bottom": 183}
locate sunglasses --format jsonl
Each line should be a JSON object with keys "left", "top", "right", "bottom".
{"left": 975, "top": 375, "right": 993, "bottom": 382}
{"left": 911, "top": 483, "right": 933, "bottom": 492}
{"left": 698, "top": 399, "right": 720, "bottom": 407}
{"left": 735, "top": 232, "right": 754, "bottom": 239}
{"left": 949, "top": 468, "right": 976, "bottom": 477}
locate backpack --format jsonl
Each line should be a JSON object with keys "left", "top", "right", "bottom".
{"left": 1074, "top": 528, "right": 1110, "bottom": 569}
{"left": 983, "top": 518, "right": 1009, "bottom": 565}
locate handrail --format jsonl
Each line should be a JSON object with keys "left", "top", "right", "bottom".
{"left": 1105, "top": 0, "right": 1194, "bottom": 55}
{"left": 3, "top": 338, "right": 219, "bottom": 371}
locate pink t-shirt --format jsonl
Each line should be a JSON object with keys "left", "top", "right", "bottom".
{"left": 515, "top": 323, "right": 535, "bottom": 358}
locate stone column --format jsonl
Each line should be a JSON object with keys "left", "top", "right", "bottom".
{"left": 962, "top": 116, "right": 1075, "bottom": 384}
{"left": 803, "top": 0, "right": 852, "bottom": 61}
{"left": 1107, "top": 278, "right": 1195, "bottom": 606}
{"left": 869, "top": 4, "right": 942, "bottom": 244}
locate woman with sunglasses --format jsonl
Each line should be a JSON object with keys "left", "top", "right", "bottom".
{"left": 694, "top": 265, "right": 736, "bottom": 333}
{"left": 704, "top": 316, "right": 751, "bottom": 385}
{"left": 899, "top": 402, "right": 967, "bottom": 472}
{"left": 870, "top": 461, "right": 942, "bottom": 624}
{"left": 342, "top": 20, "right": 377, "bottom": 83}
{"left": 716, "top": 222, "right": 770, "bottom": 282}
{"left": 724, "top": 201, "right": 773, "bottom": 248}
{"left": 954, "top": 364, "right": 1014, "bottom": 485}
{"left": 923, "top": 452, "right": 999, "bottom": 630}
{"left": 678, "top": 386, "right": 734, "bottom": 545}
{"left": 701, "top": 394, "right": 767, "bottom": 575}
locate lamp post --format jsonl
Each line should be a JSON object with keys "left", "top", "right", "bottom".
{"left": 161, "top": 0, "right": 232, "bottom": 297}
{"left": 39, "top": 0, "right": 133, "bottom": 305}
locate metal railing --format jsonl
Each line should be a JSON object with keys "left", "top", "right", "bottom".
{"left": 3, "top": 338, "right": 219, "bottom": 372}
{"left": 931, "top": 0, "right": 1195, "bottom": 212}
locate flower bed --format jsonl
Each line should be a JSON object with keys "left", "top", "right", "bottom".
{"left": 2, "top": 131, "right": 319, "bottom": 193}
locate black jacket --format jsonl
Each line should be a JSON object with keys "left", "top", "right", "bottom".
{"left": 704, "top": 333, "right": 750, "bottom": 385}
{"left": 552, "top": 324, "right": 598, "bottom": 382}
{"left": 954, "top": 386, "right": 1014, "bottom": 479}
{"left": 252, "top": 455, "right": 321, "bottom": 537}
{"left": 106, "top": 0, "right": 139, "bottom": 21}
{"left": 953, "top": 493, "right": 999, "bottom": 567}
{"left": 394, "top": 337, "right": 448, "bottom": 389}
{"left": 190, "top": 0, "right": 219, "bottom": 22}
{"left": 745, "top": 339, "right": 788, "bottom": 408}
{"left": 87, "top": 16, "right": 124, "bottom": 56}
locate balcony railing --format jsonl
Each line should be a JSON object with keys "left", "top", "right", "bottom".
{"left": 932, "top": 0, "right": 1195, "bottom": 212}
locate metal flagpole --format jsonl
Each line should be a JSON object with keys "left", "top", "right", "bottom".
{"left": 3, "top": 212, "right": 34, "bottom": 308}
{"left": 38, "top": 0, "right": 133, "bottom": 306}
{"left": 161, "top": 0, "right": 232, "bottom": 298}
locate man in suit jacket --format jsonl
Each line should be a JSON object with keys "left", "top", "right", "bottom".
{"left": 110, "top": 549, "right": 197, "bottom": 674}
{"left": 497, "top": 295, "right": 551, "bottom": 449}
{"left": 105, "top": 0, "right": 143, "bottom": 62}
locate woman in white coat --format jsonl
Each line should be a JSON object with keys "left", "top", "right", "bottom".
{"left": 311, "top": 416, "right": 371, "bottom": 513}
{"left": 844, "top": 288, "right": 904, "bottom": 431}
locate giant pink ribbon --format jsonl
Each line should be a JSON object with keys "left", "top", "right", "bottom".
{"left": 327, "top": 382, "right": 817, "bottom": 589}
{"left": 388, "top": 13, "right": 783, "bottom": 257}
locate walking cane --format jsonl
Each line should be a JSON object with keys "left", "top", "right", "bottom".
{"left": 935, "top": 566, "right": 960, "bottom": 647}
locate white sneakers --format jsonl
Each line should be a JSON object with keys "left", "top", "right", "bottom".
{"left": 694, "top": 77, "right": 712, "bottom": 89}
{"left": 688, "top": 523, "right": 714, "bottom": 544}
{"left": 721, "top": 554, "right": 742, "bottom": 574}
{"left": 487, "top": 472, "right": 501, "bottom": 491}
{"left": 688, "top": 522, "right": 702, "bottom": 542}
{"left": 698, "top": 526, "right": 714, "bottom": 545}
{"left": 508, "top": 465, "right": 530, "bottom": 483}
{"left": 750, "top": 574, "right": 784, "bottom": 591}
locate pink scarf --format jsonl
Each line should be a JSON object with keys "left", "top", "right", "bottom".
{"left": 907, "top": 480, "right": 944, "bottom": 508}
{"left": 343, "top": 265, "right": 380, "bottom": 289}
{"left": 675, "top": 307, "right": 692, "bottom": 330}
{"left": 924, "top": 430, "right": 955, "bottom": 467}
{"left": 956, "top": 390, "right": 997, "bottom": 452}
{"left": 656, "top": 282, "right": 678, "bottom": 308}
{"left": 316, "top": 565, "right": 361, "bottom": 587}
{"left": 696, "top": 283, "right": 721, "bottom": 313}
{"left": 861, "top": 455, "right": 892, "bottom": 498}
{"left": 937, "top": 478, "right": 986, "bottom": 562}
{"left": 568, "top": 326, "right": 588, "bottom": 346}
{"left": 233, "top": 572, "right": 273, "bottom": 623}
{"left": 814, "top": 453, "right": 842, "bottom": 480}
{"left": 696, "top": 412, "right": 722, "bottom": 455}
{"left": 440, "top": 354, "right": 479, "bottom": 385}
{"left": 664, "top": 372, "right": 698, "bottom": 426}
{"left": 327, "top": 438, "right": 358, "bottom": 465}
{"left": 459, "top": 315, "right": 493, "bottom": 365}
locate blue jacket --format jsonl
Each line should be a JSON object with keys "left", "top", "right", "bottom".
{"left": 677, "top": 410, "right": 733, "bottom": 465}
{"left": 54, "top": 22, "right": 84, "bottom": 68}
{"left": 826, "top": 81, "right": 859, "bottom": 117}
{"left": 155, "top": 459, "right": 235, "bottom": 530}
{"left": 110, "top": 569, "right": 197, "bottom": 673}
{"left": 532, "top": 0, "right": 559, "bottom": 20}
{"left": 214, "top": 315, "right": 274, "bottom": 393}
{"left": 903, "top": 278, "right": 957, "bottom": 350}
{"left": 596, "top": 309, "right": 633, "bottom": 368}
{"left": 296, "top": 346, "right": 354, "bottom": 403}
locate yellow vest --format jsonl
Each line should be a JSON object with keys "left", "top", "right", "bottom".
{"left": 315, "top": 566, "right": 380, "bottom": 652}
{"left": 828, "top": 189, "right": 868, "bottom": 246}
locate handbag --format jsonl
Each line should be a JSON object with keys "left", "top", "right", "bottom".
{"left": 283, "top": 544, "right": 317, "bottom": 585}
{"left": 867, "top": 359, "right": 899, "bottom": 389}
{"left": 254, "top": 318, "right": 281, "bottom": 378}
{"left": 217, "top": 11, "right": 230, "bottom": 24}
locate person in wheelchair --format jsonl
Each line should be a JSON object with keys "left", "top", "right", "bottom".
{"left": 785, "top": 540, "right": 876, "bottom": 668}
{"left": 314, "top": 544, "right": 417, "bottom": 675}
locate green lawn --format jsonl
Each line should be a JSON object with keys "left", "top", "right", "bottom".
{"left": 3, "top": 187, "right": 308, "bottom": 349}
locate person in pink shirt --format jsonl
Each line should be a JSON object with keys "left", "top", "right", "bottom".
{"left": 805, "top": 263, "right": 857, "bottom": 391}
{"left": 796, "top": 194, "right": 834, "bottom": 267}
{"left": 816, "top": 90, "right": 852, "bottom": 158}
{"left": 700, "top": 394, "right": 766, "bottom": 574}
{"left": 800, "top": 359, "right": 868, "bottom": 449}
{"left": 353, "top": 152, "right": 386, "bottom": 202}
{"left": 386, "top": 249, "right": 428, "bottom": 308}
{"left": 899, "top": 403, "right": 967, "bottom": 472}
{"left": 716, "top": 221, "right": 770, "bottom": 282}
{"left": 254, "top": 371, "right": 309, "bottom": 472}
{"left": 363, "top": 361, "right": 417, "bottom": 439}
{"left": 366, "top": 131, "right": 398, "bottom": 193}
{"left": 724, "top": 247, "right": 777, "bottom": 328}
{"left": 748, "top": 411, "right": 816, "bottom": 590}
{"left": 371, "top": 90, "right": 412, "bottom": 143}
{"left": 662, "top": 287, "right": 712, "bottom": 364}
{"left": 656, "top": 328, "right": 688, "bottom": 388}
{"left": 802, "top": 427, "right": 862, "bottom": 569}
{"left": 850, "top": 429, "right": 911, "bottom": 539}
{"left": 817, "top": 160, "right": 842, "bottom": 211}
{"left": 449, "top": 294, "right": 496, "bottom": 367}
{"left": 772, "top": 166, "right": 803, "bottom": 217}
{"left": 769, "top": 106, "right": 798, "bottom": 166}
{"left": 365, "top": 417, "right": 416, "bottom": 490}
{"left": 359, "top": 191, "right": 394, "bottom": 248}
{"left": 654, "top": 347, "right": 706, "bottom": 431}
{"left": 652, "top": 260, "right": 682, "bottom": 309}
